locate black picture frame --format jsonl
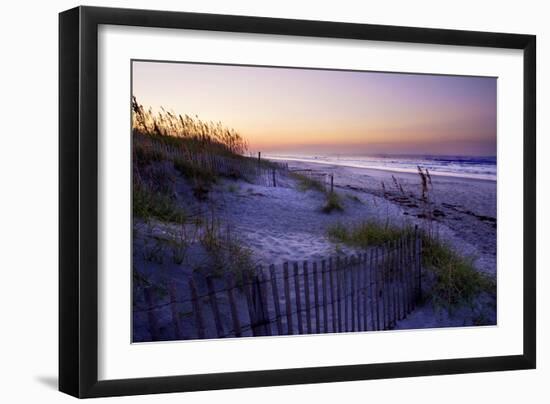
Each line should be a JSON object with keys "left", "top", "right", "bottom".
{"left": 59, "top": 6, "right": 536, "bottom": 398}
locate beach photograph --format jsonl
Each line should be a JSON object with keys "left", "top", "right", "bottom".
{"left": 131, "top": 60, "right": 497, "bottom": 342}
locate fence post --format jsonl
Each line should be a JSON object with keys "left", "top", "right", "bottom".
{"left": 404, "top": 236, "right": 411, "bottom": 316}
{"left": 392, "top": 241, "right": 399, "bottom": 326}
{"left": 330, "top": 174, "right": 334, "bottom": 193}
{"left": 381, "top": 245, "right": 388, "bottom": 330}
{"left": 225, "top": 273, "right": 242, "bottom": 337}
{"left": 206, "top": 276, "right": 224, "bottom": 338}
{"left": 357, "top": 255, "right": 363, "bottom": 331}
{"left": 367, "top": 251, "right": 375, "bottom": 331}
{"left": 144, "top": 287, "right": 161, "bottom": 341}
{"left": 402, "top": 237, "right": 408, "bottom": 319}
{"left": 329, "top": 257, "right": 337, "bottom": 332}
{"left": 293, "top": 262, "right": 304, "bottom": 334}
{"left": 414, "top": 225, "right": 422, "bottom": 302}
{"left": 408, "top": 232, "right": 415, "bottom": 312}
{"left": 418, "top": 232, "right": 423, "bottom": 302}
{"left": 350, "top": 256, "right": 356, "bottom": 332}
{"left": 168, "top": 281, "right": 184, "bottom": 340}
{"left": 356, "top": 256, "right": 362, "bottom": 331}
{"left": 362, "top": 253, "right": 369, "bottom": 331}
{"left": 313, "top": 262, "right": 321, "bottom": 334}
{"left": 321, "top": 260, "right": 329, "bottom": 333}
{"left": 242, "top": 272, "right": 259, "bottom": 336}
{"left": 303, "top": 261, "right": 312, "bottom": 334}
{"left": 394, "top": 240, "right": 401, "bottom": 322}
{"left": 398, "top": 238, "right": 405, "bottom": 321}
{"left": 386, "top": 243, "right": 393, "bottom": 329}
{"left": 344, "top": 256, "right": 350, "bottom": 332}
{"left": 189, "top": 278, "right": 206, "bottom": 339}
{"left": 374, "top": 248, "right": 381, "bottom": 331}
{"left": 258, "top": 271, "right": 272, "bottom": 336}
{"left": 336, "top": 256, "right": 343, "bottom": 332}
{"left": 269, "top": 264, "right": 283, "bottom": 335}
{"left": 272, "top": 169, "right": 277, "bottom": 187}
{"left": 250, "top": 273, "right": 267, "bottom": 336}
{"left": 283, "top": 263, "right": 293, "bottom": 335}
{"left": 357, "top": 256, "right": 363, "bottom": 331}
{"left": 391, "top": 240, "right": 398, "bottom": 327}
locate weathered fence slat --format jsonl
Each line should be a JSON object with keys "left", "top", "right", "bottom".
{"left": 362, "top": 253, "right": 369, "bottom": 331}
{"left": 394, "top": 239, "right": 403, "bottom": 321}
{"left": 336, "top": 257, "right": 343, "bottom": 332}
{"left": 393, "top": 241, "right": 399, "bottom": 326}
{"left": 409, "top": 233, "right": 415, "bottom": 312}
{"left": 329, "top": 257, "right": 337, "bottom": 333}
{"left": 399, "top": 236, "right": 408, "bottom": 320}
{"left": 392, "top": 241, "right": 398, "bottom": 327}
{"left": 189, "top": 278, "right": 206, "bottom": 339}
{"left": 418, "top": 235, "right": 423, "bottom": 301}
{"left": 372, "top": 249, "right": 379, "bottom": 331}
{"left": 383, "top": 244, "right": 389, "bottom": 330}
{"left": 225, "top": 274, "right": 242, "bottom": 337}
{"left": 303, "top": 261, "right": 312, "bottom": 334}
{"left": 313, "top": 262, "right": 321, "bottom": 334}
{"left": 359, "top": 255, "right": 364, "bottom": 331}
{"left": 388, "top": 242, "right": 394, "bottom": 328}
{"left": 321, "top": 260, "right": 329, "bottom": 333}
{"left": 283, "top": 263, "right": 293, "bottom": 335}
{"left": 294, "top": 262, "right": 304, "bottom": 334}
{"left": 401, "top": 237, "right": 408, "bottom": 319}
{"left": 364, "top": 253, "right": 369, "bottom": 331}
{"left": 258, "top": 271, "right": 272, "bottom": 336}
{"left": 144, "top": 287, "right": 161, "bottom": 341}
{"left": 269, "top": 264, "right": 283, "bottom": 335}
{"left": 403, "top": 236, "right": 410, "bottom": 314}
{"left": 415, "top": 226, "right": 422, "bottom": 302}
{"left": 349, "top": 256, "right": 357, "bottom": 332}
{"left": 360, "top": 255, "right": 366, "bottom": 331}
{"left": 206, "top": 276, "right": 225, "bottom": 338}
{"left": 242, "top": 272, "right": 259, "bottom": 337}
{"left": 384, "top": 245, "right": 390, "bottom": 330}
{"left": 400, "top": 237, "right": 406, "bottom": 320}
{"left": 168, "top": 281, "right": 183, "bottom": 340}
{"left": 343, "top": 256, "right": 349, "bottom": 332}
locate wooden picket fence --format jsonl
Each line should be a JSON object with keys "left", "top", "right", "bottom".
{"left": 290, "top": 169, "right": 335, "bottom": 192}
{"left": 134, "top": 231, "right": 423, "bottom": 341}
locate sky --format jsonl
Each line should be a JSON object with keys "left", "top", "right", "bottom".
{"left": 132, "top": 60, "right": 497, "bottom": 157}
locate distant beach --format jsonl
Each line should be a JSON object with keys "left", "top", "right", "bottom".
{"left": 264, "top": 154, "right": 497, "bottom": 181}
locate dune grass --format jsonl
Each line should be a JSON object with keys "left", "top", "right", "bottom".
{"left": 291, "top": 172, "right": 344, "bottom": 213}
{"left": 132, "top": 96, "right": 248, "bottom": 155}
{"left": 327, "top": 220, "right": 493, "bottom": 307}
{"left": 133, "top": 181, "right": 186, "bottom": 223}
{"left": 322, "top": 192, "right": 344, "bottom": 213}
{"left": 327, "top": 221, "right": 409, "bottom": 247}
{"left": 132, "top": 96, "right": 269, "bottom": 208}
{"left": 199, "top": 213, "right": 256, "bottom": 282}
{"left": 291, "top": 172, "right": 326, "bottom": 193}
{"left": 422, "top": 237, "right": 495, "bottom": 308}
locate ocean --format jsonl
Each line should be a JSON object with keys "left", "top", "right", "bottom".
{"left": 264, "top": 154, "right": 497, "bottom": 181}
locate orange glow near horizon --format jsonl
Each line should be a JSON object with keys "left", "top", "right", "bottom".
{"left": 132, "top": 61, "right": 497, "bottom": 156}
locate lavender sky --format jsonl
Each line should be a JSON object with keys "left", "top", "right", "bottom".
{"left": 132, "top": 60, "right": 497, "bottom": 157}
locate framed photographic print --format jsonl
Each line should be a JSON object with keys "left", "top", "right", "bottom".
{"left": 59, "top": 6, "right": 536, "bottom": 398}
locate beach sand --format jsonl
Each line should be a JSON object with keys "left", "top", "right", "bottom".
{"left": 211, "top": 159, "right": 496, "bottom": 277}
{"left": 133, "top": 157, "right": 497, "bottom": 339}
